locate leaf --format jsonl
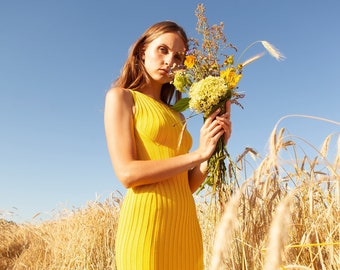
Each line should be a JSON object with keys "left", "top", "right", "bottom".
{"left": 172, "top": 97, "right": 190, "bottom": 112}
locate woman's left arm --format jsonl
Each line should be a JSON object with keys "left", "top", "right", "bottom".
{"left": 188, "top": 100, "right": 232, "bottom": 193}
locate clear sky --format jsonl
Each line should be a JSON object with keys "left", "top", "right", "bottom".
{"left": 1, "top": 0, "right": 339, "bottom": 223}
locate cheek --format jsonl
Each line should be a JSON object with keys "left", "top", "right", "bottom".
{"left": 144, "top": 51, "right": 160, "bottom": 71}
{"left": 145, "top": 50, "right": 157, "bottom": 62}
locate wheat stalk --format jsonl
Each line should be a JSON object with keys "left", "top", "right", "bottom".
{"left": 263, "top": 195, "right": 291, "bottom": 270}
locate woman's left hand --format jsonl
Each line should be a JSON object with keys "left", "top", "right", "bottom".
{"left": 215, "top": 100, "right": 232, "bottom": 145}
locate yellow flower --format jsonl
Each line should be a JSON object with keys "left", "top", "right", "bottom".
{"left": 184, "top": 55, "right": 196, "bottom": 68}
{"left": 220, "top": 67, "right": 242, "bottom": 89}
{"left": 224, "top": 55, "right": 234, "bottom": 65}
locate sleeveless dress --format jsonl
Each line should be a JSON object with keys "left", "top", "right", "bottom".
{"left": 115, "top": 90, "right": 204, "bottom": 270}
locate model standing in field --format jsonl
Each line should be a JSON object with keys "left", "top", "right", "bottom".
{"left": 104, "top": 21, "right": 232, "bottom": 270}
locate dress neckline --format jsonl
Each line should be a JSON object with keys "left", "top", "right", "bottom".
{"left": 132, "top": 90, "right": 175, "bottom": 111}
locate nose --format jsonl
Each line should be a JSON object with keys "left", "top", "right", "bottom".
{"left": 164, "top": 54, "right": 174, "bottom": 67}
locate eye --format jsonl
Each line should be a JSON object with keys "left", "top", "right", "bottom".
{"left": 159, "top": 46, "right": 168, "bottom": 54}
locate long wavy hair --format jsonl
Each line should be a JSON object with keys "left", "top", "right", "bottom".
{"left": 113, "top": 21, "right": 188, "bottom": 105}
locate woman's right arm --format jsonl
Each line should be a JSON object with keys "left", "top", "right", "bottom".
{"left": 104, "top": 88, "right": 224, "bottom": 188}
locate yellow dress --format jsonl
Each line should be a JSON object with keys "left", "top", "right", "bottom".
{"left": 115, "top": 90, "right": 203, "bottom": 270}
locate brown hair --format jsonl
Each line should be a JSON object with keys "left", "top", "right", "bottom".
{"left": 113, "top": 21, "right": 188, "bottom": 105}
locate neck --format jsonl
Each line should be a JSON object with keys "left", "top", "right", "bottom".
{"left": 139, "top": 83, "right": 163, "bottom": 102}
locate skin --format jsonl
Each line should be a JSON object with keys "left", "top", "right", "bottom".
{"left": 104, "top": 32, "right": 232, "bottom": 193}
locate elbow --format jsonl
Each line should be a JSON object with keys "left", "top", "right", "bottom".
{"left": 112, "top": 161, "right": 142, "bottom": 188}
{"left": 113, "top": 161, "right": 148, "bottom": 188}
{"left": 117, "top": 170, "right": 137, "bottom": 189}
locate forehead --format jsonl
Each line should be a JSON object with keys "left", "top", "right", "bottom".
{"left": 147, "top": 32, "right": 186, "bottom": 52}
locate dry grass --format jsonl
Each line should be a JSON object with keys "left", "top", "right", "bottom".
{"left": 1, "top": 194, "right": 122, "bottom": 270}
{"left": 205, "top": 116, "right": 340, "bottom": 270}
{"left": 1, "top": 118, "right": 339, "bottom": 269}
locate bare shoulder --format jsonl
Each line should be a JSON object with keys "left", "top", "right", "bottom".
{"left": 106, "top": 87, "right": 134, "bottom": 108}
{"left": 106, "top": 87, "right": 133, "bottom": 105}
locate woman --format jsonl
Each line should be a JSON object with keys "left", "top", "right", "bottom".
{"left": 104, "top": 21, "right": 231, "bottom": 270}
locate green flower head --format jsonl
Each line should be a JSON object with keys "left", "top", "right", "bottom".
{"left": 173, "top": 71, "right": 191, "bottom": 93}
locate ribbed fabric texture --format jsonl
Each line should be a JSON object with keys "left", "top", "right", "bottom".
{"left": 115, "top": 90, "right": 203, "bottom": 270}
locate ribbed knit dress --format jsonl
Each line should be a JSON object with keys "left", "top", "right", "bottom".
{"left": 115, "top": 90, "right": 203, "bottom": 270}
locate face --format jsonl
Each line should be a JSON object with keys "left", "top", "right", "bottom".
{"left": 142, "top": 32, "right": 186, "bottom": 85}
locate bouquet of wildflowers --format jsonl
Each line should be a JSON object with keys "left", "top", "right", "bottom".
{"left": 171, "top": 4, "right": 284, "bottom": 203}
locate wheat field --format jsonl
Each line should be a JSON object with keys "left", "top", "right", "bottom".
{"left": 1, "top": 119, "right": 339, "bottom": 270}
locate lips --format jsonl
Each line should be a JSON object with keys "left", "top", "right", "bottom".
{"left": 159, "top": 68, "right": 170, "bottom": 75}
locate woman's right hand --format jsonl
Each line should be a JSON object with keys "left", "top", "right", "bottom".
{"left": 196, "top": 108, "right": 226, "bottom": 161}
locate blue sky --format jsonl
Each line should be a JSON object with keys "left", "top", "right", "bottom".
{"left": 1, "top": 0, "right": 339, "bottom": 223}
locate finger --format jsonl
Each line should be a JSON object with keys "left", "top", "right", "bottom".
{"left": 219, "top": 101, "right": 231, "bottom": 120}
{"left": 209, "top": 121, "right": 229, "bottom": 138}
{"left": 216, "top": 116, "right": 231, "bottom": 128}
{"left": 212, "top": 116, "right": 231, "bottom": 133}
{"left": 215, "top": 118, "right": 232, "bottom": 138}
{"left": 215, "top": 104, "right": 231, "bottom": 121}
{"left": 200, "top": 120, "right": 221, "bottom": 143}
{"left": 204, "top": 108, "right": 221, "bottom": 125}
{"left": 226, "top": 100, "right": 231, "bottom": 116}
{"left": 223, "top": 120, "right": 232, "bottom": 144}
{"left": 208, "top": 128, "right": 224, "bottom": 145}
